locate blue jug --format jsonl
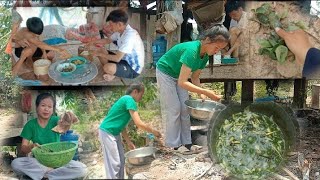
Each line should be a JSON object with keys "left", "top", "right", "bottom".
{"left": 60, "top": 130, "right": 80, "bottom": 161}
{"left": 152, "top": 36, "right": 167, "bottom": 67}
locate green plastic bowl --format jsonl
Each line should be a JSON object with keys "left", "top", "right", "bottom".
{"left": 32, "top": 142, "right": 77, "bottom": 168}
{"left": 68, "top": 56, "right": 87, "bottom": 68}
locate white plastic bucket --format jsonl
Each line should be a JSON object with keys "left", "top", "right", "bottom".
{"left": 33, "top": 59, "right": 51, "bottom": 76}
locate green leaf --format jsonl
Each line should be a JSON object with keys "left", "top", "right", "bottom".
{"left": 275, "top": 45, "right": 288, "bottom": 63}
{"left": 294, "top": 21, "right": 307, "bottom": 30}
{"left": 268, "top": 38, "right": 278, "bottom": 47}
{"left": 268, "top": 12, "right": 281, "bottom": 28}
{"left": 260, "top": 48, "right": 277, "bottom": 60}
{"left": 256, "top": 7, "right": 267, "bottom": 14}
{"left": 278, "top": 39, "right": 285, "bottom": 46}
{"left": 257, "top": 39, "right": 272, "bottom": 48}
{"left": 257, "top": 13, "right": 269, "bottom": 25}
{"left": 287, "top": 25, "right": 300, "bottom": 31}
{"left": 287, "top": 21, "right": 306, "bottom": 31}
{"left": 261, "top": 3, "right": 272, "bottom": 11}
{"left": 279, "top": 9, "right": 288, "bottom": 19}
{"left": 268, "top": 52, "right": 277, "bottom": 61}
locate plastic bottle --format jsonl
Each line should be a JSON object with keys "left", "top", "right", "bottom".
{"left": 214, "top": 51, "right": 222, "bottom": 64}
{"left": 60, "top": 130, "right": 80, "bottom": 161}
{"left": 146, "top": 133, "right": 155, "bottom": 147}
{"left": 152, "top": 36, "right": 167, "bottom": 67}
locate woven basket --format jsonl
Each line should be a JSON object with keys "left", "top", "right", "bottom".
{"left": 32, "top": 142, "right": 77, "bottom": 168}
{"left": 33, "top": 59, "right": 51, "bottom": 76}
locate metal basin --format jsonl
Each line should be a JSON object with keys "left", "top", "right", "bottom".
{"left": 185, "top": 99, "right": 226, "bottom": 121}
{"left": 125, "top": 147, "right": 157, "bottom": 166}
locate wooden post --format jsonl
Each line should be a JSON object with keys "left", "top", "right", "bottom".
{"left": 293, "top": 78, "right": 306, "bottom": 108}
{"left": 241, "top": 80, "right": 254, "bottom": 104}
{"left": 311, "top": 84, "right": 320, "bottom": 109}
{"left": 139, "top": 1, "right": 148, "bottom": 40}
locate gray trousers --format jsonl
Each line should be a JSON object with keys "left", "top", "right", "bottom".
{"left": 11, "top": 157, "right": 87, "bottom": 180}
{"left": 156, "top": 69, "right": 191, "bottom": 147}
{"left": 99, "top": 129, "right": 125, "bottom": 179}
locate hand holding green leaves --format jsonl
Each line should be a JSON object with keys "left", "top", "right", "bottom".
{"left": 253, "top": 3, "right": 308, "bottom": 63}
{"left": 275, "top": 28, "right": 312, "bottom": 65}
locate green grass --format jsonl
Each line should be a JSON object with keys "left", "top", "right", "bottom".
{"left": 139, "top": 109, "right": 161, "bottom": 123}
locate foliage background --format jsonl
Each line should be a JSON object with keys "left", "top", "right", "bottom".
{"left": 0, "top": 4, "right": 21, "bottom": 108}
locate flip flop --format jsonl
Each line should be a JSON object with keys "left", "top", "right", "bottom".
{"left": 181, "top": 145, "right": 204, "bottom": 155}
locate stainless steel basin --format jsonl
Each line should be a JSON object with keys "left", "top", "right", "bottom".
{"left": 125, "top": 147, "right": 157, "bottom": 166}
{"left": 185, "top": 99, "right": 226, "bottom": 121}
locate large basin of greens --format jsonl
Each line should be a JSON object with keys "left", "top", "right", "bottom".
{"left": 207, "top": 102, "right": 296, "bottom": 179}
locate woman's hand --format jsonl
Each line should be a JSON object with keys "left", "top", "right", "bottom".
{"left": 127, "top": 141, "right": 136, "bottom": 150}
{"left": 152, "top": 130, "right": 162, "bottom": 138}
{"left": 31, "top": 143, "right": 40, "bottom": 149}
{"left": 223, "top": 51, "right": 231, "bottom": 57}
{"left": 275, "top": 27, "right": 312, "bottom": 65}
{"left": 202, "top": 89, "right": 221, "bottom": 101}
{"left": 156, "top": 137, "right": 165, "bottom": 147}
{"left": 200, "top": 94, "right": 207, "bottom": 102}
{"left": 58, "top": 49, "right": 72, "bottom": 59}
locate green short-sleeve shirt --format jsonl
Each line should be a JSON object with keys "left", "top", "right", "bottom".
{"left": 156, "top": 40, "right": 209, "bottom": 78}
{"left": 20, "top": 116, "right": 60, "bottom": 145}
{"left": 100, "top": 95, "right": 138, "bottom": 136}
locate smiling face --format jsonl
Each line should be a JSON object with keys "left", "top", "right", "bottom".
{"left": 36, "top": 97, "right": 54, "bottom": 120}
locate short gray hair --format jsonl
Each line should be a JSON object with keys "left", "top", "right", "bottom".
{"left": 125, "top": 83, "right": 144, "bottom": 95}
{"left": 198, "top": 24, "right": 230, "bottom": 43}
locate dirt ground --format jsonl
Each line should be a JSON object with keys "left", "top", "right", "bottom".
{"left": 1, "top": 107, "right": 320, "bottom": 180}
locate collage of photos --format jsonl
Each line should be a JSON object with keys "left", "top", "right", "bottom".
{"left": 1, "top": 0, "right": 320, "bottom": 179}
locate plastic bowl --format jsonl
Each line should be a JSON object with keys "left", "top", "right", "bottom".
{"left": 68, "top": 56, "right": 87, "bottom": 68}
{"left": 56, "top": 62, "right": 76, "bottom": 75}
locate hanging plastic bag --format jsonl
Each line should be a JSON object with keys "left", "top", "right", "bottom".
{"left": 167, "top": 10, "right": 183, "bottom": 26}
{"left": 156, "top": 12, "right": 178, "bottom": 34}
{"left": 21, "top": 91, "right": 32, "bottom": 113}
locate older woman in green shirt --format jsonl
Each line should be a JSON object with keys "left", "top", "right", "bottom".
{"left": 156, "top": 25, "right": 230, "bottom": 151}
{"left": 99, "top": 83, "right": 162, "bottom": 179}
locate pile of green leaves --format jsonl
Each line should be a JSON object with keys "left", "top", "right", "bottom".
{"left": 216, "top": 110, "right": 285, "bottom": 179}
{"left": 252, "top": 3, "right": 306, "bottom": 63}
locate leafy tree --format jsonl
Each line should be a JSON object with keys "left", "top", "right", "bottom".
{"left": 0, "top": 5, "right": 21, "bottom": 108}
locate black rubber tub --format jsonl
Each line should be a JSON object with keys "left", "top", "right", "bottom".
{"left": 207, "top": 102, "right": 297, "bottom": 177}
